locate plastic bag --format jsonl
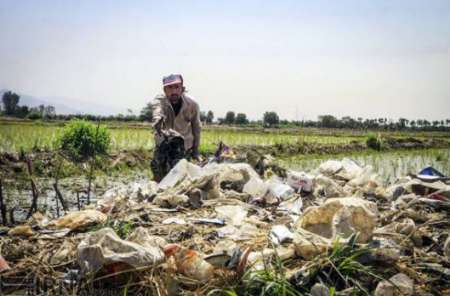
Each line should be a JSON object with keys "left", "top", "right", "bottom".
{"left": 318, "top": 160, "right": 343, "bottom": 175}
{"left": 267, "top": 178, "right": 294, "bottom": 201}
{"left": 243, "top": 176, "right": 268, "bottom": 197}
{"left": 158, "top": 159, "right": 202, "bottom": 190}
{"left": 77, "top": 228, "right": 164, "bottom": 275}
{"left": 215, "top": 205, "right": 248, "bottom": 226}
{"left": 296, "top": 197, "right": 378, "bottom": 243}
{"left": 49, "top": 210, "right": 107, "bottom": 231}
{"left": 287, "top": 170, "right": 313, "bottom": 192}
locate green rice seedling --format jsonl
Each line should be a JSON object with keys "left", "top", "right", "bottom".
{"left": 280, "top": 148, "right": 450, "bottom": 184}
{"left": 208, "top": 247, "right": 303, "bottom": 296}
{"left": 89, "top": 216, "right": 135, "bottom": 239}
{"left": 0, "top": 122, "right": 362, "bottom": 153}
{"left": 290, "top": 234, "right": 385, "bottom": 295}
{"left": 57, "top": 120, "right": 111, "bottom": 203}
{"left": 366, "top": 133, "right": 383, "bottom": 151}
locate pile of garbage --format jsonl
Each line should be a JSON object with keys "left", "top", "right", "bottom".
{"left": 0, "top": 156, "right": 449, "bottom": 295}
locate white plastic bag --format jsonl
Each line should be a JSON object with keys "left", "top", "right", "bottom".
{"left": 215, "top": 205, "right": 248, "bottom": 226}
{"left": 318, "top": 160, "right": 343, "bottom": 175}
{"left": 158, "top": 159, "right": 202, "bottom": 190}
{"left": 267, "top": 178, "right": 295, "bottom": 201}
{"left": 337, "top": 158, "right": 363, "bottom": 180}
{"left": 77, "top": 228, "right": 164, "bottom": 275}
{"left": 243, "top": 176, "right": 269, "bottom": 197}
{"left": 287, "top": 171, "right": 313, "bottom": 192}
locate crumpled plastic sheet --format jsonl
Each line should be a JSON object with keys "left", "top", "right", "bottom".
{"left": 77, "top": 227, "right": 165, "bottom": 275}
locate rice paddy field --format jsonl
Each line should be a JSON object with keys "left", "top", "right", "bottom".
{"left": 0, "top": 121, "right": 363, "bottom": 154}
{"left": 1, "top": 120, "right": 448, "bottom": 184}
{"left": 0, "top": 119, "right": 449, "bottom": 220}
{"left": 279, "top": 148, "right": 450, "bottom": 184}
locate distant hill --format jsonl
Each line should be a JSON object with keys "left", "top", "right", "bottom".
{"left": 0, "top": 89, "right": 121, "bottom": 115}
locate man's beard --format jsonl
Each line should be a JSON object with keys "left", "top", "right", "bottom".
{"left": 169, "top": 95, "right": 181, "bottom": 103}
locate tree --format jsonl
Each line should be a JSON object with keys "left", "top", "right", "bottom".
{"left": 341, "top": 116, "right": 357, "bottom": 129}
{"left": 44, "top": 105, "right": 55, "bottom": 119}
{"left": 206, "top": 110, "right": 214, "bottom": 124}
{"left": 318, "top": 115, "right": 338, "bottom": 128}
{"left": 263, "top": 111, "right": 279, "bottom": 127}
{"left": 200, "top": 111, "right": 207, "bottom": 123}
{"left": 416, "top": 119, "right": 423, "bottom": 128}
{"left": 397, "top": 118, "right": 408, "bottom": 129}
{"left": 224, "top": 111, "right": 235, "bottom": 124}
{"left": 2, "top": 91, "right": 20, "bottom": 115}
{"left": 27, "top": 107, "right": 41, "bottom": 119}
{"left": 16, "top": 106, "right": 29, "bottom": 118}
{"left": 38, "top": 104, "right": 45, "bottom": 117}
{"left": 235, "top": 113, "right": 249, "bottom": 125}
{"left": 140, "top": 102, "right": 153, "bottom": 121}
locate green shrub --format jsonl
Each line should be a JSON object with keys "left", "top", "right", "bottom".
{"left": 59, "top": 119, "right": 111, "bottom": 162}
{"left": 366, "top": 134, "right": 383, "bottom": 151}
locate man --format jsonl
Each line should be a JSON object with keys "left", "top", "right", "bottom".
{"left": 150, "top": 74, "right": 201, "bottom": 181}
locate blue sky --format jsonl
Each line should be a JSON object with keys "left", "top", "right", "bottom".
{"left": 1, "top": 0, "right": 449, "bottom": 119}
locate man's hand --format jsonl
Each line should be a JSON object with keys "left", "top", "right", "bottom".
{"left": 186, "top": 147, "right": 200, "bottom": 161}
{"left": 191, "top": 148, "right": 201, "bottom": 161}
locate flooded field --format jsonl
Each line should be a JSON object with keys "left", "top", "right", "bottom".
{"left": 3, "top": 148, "right": 448, "bottom": 223}
{"left": 2, "top": 171, "right": 153, "bottom": 222}
{"left": 279, "top": 148, "right": 450, "bottom": 184}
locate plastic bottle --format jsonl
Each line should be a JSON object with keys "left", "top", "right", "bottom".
{"left": 164, "top": 244, "right": 214, "bottom": 281}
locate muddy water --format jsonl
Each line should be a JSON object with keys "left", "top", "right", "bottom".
{"left": 2, "top": 171, "right": 153, "bottom": 222}
{"left": 279, "top": 148, "right": 450, "bottom": 184}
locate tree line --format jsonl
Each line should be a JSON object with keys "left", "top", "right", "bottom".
{"left": 2, "top": 91, "right": 449, "bottom": 131}
{"left": 1, "top": 91, "right": 56, "bottom": 119}
{"left": 212, "top": 112, "right": 449, "bottom": 131}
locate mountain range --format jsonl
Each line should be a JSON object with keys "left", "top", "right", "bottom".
{"left": 0, "top": 89, "right": 122, "bottom": 115}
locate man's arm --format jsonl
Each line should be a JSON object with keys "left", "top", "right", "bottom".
{"left": 191, "top": 102, "right": 202, "bottom": 157}
{"left": 151, "top": 96, "right": 165, "bottom": 131}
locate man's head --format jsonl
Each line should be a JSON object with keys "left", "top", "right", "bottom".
{"left": 163, "top": 74, "right": 184, "bottom": 103}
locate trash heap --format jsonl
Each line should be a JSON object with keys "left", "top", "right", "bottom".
{"left": 0, "top": 157, "right": 449, "bottom": 295}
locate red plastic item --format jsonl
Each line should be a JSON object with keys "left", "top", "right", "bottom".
{"left": 164, "top": 244, "right": 214, "bottom": 281}
{"left": 0, "top": 254, "right": 11, "bottom": 273}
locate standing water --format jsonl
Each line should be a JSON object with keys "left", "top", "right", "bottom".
{"left": 278, "top": 148, "right": 450, "bottom": 185}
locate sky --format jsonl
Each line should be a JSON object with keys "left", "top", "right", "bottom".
{"left": 0, "top": 0, "right": 449, "bottom": 120}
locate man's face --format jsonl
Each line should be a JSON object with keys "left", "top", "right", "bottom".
{"left": 164, "top": 83, "right": 183, "bottom": 103}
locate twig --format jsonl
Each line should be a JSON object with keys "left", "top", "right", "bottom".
{"left": 26, "top": 157, "right": 39, "bottom": 219}
{"left": 399, "top": 219, "right": 437, "bottom": 247}
{"left": 9, "top": 206, "right": 15, "bottom": 224}
{"left": 0, "top": 178, "right": 7, "bottom": 225}
{"left": 76, "top": 192, "right": 81, "bottom": 210}
{"left": 53, "top": 183, "right": 67, "bottom": 212}
{"left": 86, "top": 121, "right": 101, "bottom": 205}
{"left": 55, "top": 193, "right": 60, "bottom": 217}
{"left": 53, "top": 154, "right": 68, "bottom": 211}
